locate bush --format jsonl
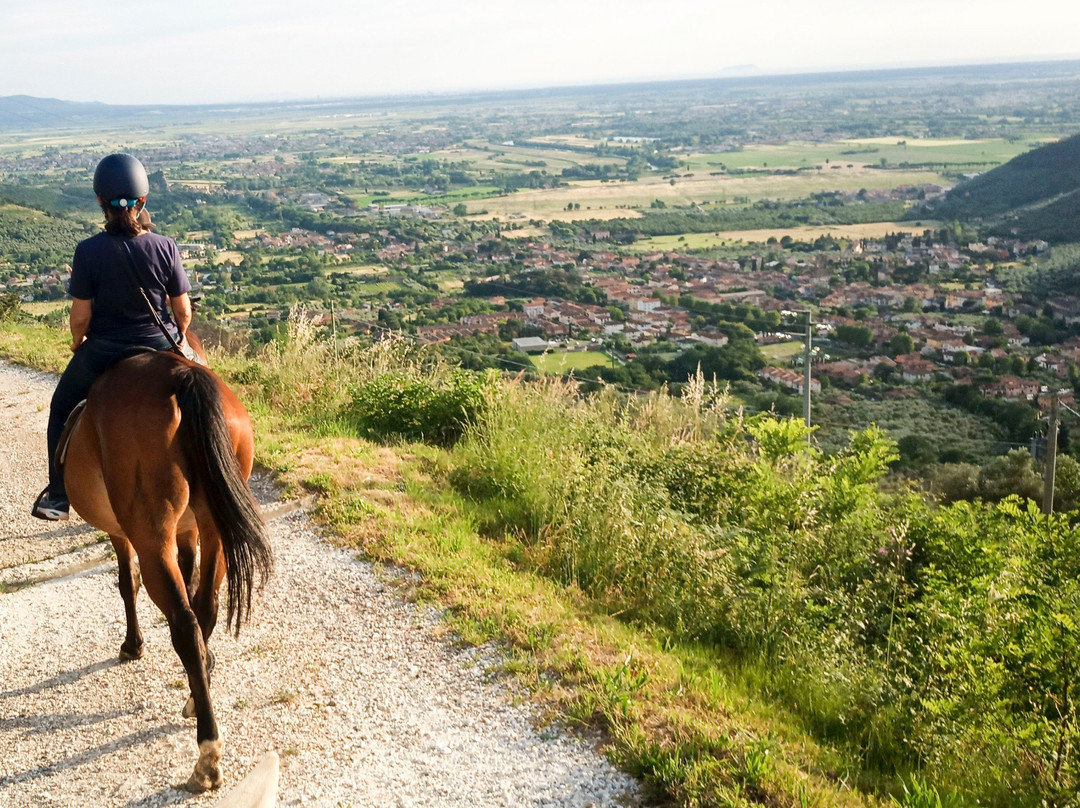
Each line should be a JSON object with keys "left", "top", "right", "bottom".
{"left": 346, "top": 368, "right": 496, "bottom": 447}
{"left": 0, "top": 292, "right": 23, "bottom": 322}
{"left": 444, "top": 376, "right": 1077, "bottom": 803}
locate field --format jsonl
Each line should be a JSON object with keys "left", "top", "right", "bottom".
{"left": 632, "top": 220, "right": 943, "bottom": 249}
{"left": 683, "top": 136, "right": 1053, "bottom": 172}
{"left": 19, "top": 300, "right": 69, "bottom": 316}
{"left": 345, "top": 185, "right": 504, "bottom": 208}
{"left": 213, "top": 250, "right": 244, "bottom": 265}
{"left": 465, "top": 166, "right": 949, "bottom": 221}
{"left": 351, "top": 281, "right": 405, "bottom": 297}
{"left": 530, "top": 349, "right": 612, "bottom": 373}
{"left": 431, "top": 141, "right": 627, "bottom": 173}
{"left": 762, "top": 340, "right": 805, "bottom": 361}
{"left": 333, "top": 264, "right": 390, "bottom": 276}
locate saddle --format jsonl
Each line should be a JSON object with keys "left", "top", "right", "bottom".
{"left": 55, "top": 399, "right": 87, "bottom": 477}
{"left": 55, "top": 344, "right": 190, "bottom": 477}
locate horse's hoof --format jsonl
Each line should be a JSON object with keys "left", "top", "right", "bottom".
{"left": 185, "top": 740, "right": 223, "bottom": 793}
{"left": 185, "top": 767, "right": 222, "bottom": 793}
{"left": 182, "top": 696, "right": 196, "bottom": 718}
{"left": 119, "top": 643, "right": 144, "bottom": 661}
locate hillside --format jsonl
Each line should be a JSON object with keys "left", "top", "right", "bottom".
{"left": 3, "top": 307, "right": 1077, "bottom": 806}
{"left": 927, "top": 132, "right": 1080, "bottom": 241}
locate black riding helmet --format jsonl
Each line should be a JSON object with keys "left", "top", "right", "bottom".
{"left": 93, "top": 153, "right": 149, "bottom": 207}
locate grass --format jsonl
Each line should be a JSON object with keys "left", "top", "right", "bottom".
{"left": 466, "top": 168, "right": 949, "bottom": 221}
{"left": 432, "top": 141, "right": 627, "bottom": 173}
{"left": 762, "top": 341, "right": 804, "bottom": 361}
{"left": 632, "top": 221, "right": 942, "bottom": 250}
{"left": 530, "top": 349, "right": 613, "bottom": 373}
{"left": 346, "top": 185, "right": 504, "bottom": 207}
{"left": 682, "top": 137, "right": 1049, "bottom": 172}
{"left": 0, "top": 309, "right": 885, "bottom": 807}
{"left": 2, "top": 307, "right": 1047, "bottom": 807}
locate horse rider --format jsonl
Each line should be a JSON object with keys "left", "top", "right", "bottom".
{"left": 32, "top": 153, "right": 195, "bottom": 521}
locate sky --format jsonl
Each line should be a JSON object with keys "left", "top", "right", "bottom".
{"left": 2, "top": 0, "right": 1079, "bottom": 105}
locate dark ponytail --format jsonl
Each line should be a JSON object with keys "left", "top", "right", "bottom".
{"left": 102, "top": 204, "right": 147, "bottom": 238}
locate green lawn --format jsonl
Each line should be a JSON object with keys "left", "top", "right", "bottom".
{"left": 348, "top": 185, "right": 504, "bottom": 207}
{"left": 762, "top": 341, "right": 804, "bottom": 361}
{"left": 531, "top": 349, "right": 613, "bottom": 373}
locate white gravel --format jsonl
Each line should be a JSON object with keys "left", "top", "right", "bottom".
{"left": 0, "top": 361, "right": 644, "bottom": 807}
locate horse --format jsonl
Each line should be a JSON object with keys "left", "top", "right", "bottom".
{"left": 61, "top": 334, "right": 273, "bottom": 792}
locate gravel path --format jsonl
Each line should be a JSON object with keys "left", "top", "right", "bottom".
{"left": 0, "top": 361, "right": 643, "bottom": 807}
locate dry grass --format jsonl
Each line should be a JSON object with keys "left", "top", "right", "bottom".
{"left": 466, "top": 167, "right": 947, "bottom": 221}
{"left": 633, "top": 220, "right": 943, "bottom": 250}
{"left": 214, "top": 250, "right": 244, "bottom": 266}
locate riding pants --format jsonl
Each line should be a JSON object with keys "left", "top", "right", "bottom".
{"left": 47, "top": 335, "right": 175, "bottom": 500}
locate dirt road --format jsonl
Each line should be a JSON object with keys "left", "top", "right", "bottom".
{"left": 0, "top": 362, "right": 640, "bottom": 807}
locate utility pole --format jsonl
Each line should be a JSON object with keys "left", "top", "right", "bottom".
{"left": 802, "top": 311, "right": 813, "bottom": 431}
{"left": 1043, "top": 392, "right": 1059, "bottom": 515}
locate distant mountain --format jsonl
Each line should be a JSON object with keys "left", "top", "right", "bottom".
{"left": 0, "top": 95, "right": 119, "bottom": 129}
{"left": 926, "top": 133, "right": 1080, "bottom": 242}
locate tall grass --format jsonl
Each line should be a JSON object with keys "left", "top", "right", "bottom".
{"left": 3, "top": 300, "right": 1071, "bottom": 805}
{"left": 443, "top": 370, "right": 1076, "bottom": 806}
{"left": 216, "top": 319, "right": 1075, "bottom": 804}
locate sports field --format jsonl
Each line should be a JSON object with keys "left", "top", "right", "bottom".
{"left": 762, "top": 341, "right": 805, "bottom": 361}
{"left": 531, "top": 350, "right": 613, "bottom": 373}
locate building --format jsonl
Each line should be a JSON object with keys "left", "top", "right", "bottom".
{"left": 513, "top": 336, "right": 551, "bottom": 353}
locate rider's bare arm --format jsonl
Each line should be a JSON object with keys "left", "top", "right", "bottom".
{"left": 69, "top": 297, "right": 92, "bottom": 352}
{"left": 169, "top": 293, "right": 192, "bottom": 344}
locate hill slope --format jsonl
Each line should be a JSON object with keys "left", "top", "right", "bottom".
{"left": 927, "top": 133, "right": 1080, "bottom": 241}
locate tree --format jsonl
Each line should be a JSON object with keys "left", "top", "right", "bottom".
{"left": 452, "top": 203, "right": 468, "bottom": 217}
{"left": 931, "top": 462, "right": 980, "bottom": 503}
{"left": 1053, "top": 454, "right": 1080, "bottom": 512}
{"left": 978, "top": 449, "right": 1043, "bottom": 503}
{"left": 834, "top": 324, "right": 874, "bottom": 348}
{"left": 897, "top": 434, "right": 938, "bottom": 471}
{"left": 889, "top": 333, "right": 915, "bottom": 356}
{"left": 983, "top": 317, "right": 1004, "bottom": 336}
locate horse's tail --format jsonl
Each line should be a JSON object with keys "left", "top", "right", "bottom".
{"left": 175, "top": 365, "right": 272, "bottom": 633}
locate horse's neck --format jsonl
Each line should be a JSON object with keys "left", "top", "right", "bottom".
{"left": 186, "top": 332, "right": 209, "bottom": 365}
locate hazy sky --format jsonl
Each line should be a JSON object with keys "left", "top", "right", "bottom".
{"left": 2, "top": 0, "right": 1079, "bottom": 105}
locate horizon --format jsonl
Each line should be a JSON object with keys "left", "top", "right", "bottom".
{"left": 6, "top": 55, "right": 1080, "bottom": 111}
{"left": 4, "top": 0, "right": 1080, "bottom": 106}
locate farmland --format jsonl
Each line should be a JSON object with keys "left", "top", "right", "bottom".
{"left": 632, "top": 219, "right": 943, "bottom": 249}
{"left": 465, "top": 166, "right": 948, "bottom": 221}
{"left": 683, "top": 136, "right": 1049, "bottom": 172}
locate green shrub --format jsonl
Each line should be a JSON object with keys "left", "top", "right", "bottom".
{"left": 346, "top": 368, "right": 496, "bottom": 447}
{"left": 0, "top": 292, "right": 22, "bottom": 322}
{"left": 444, "top": 376, "right": 1077, "bottom": 804}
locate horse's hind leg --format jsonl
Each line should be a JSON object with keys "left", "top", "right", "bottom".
{"left": 191, "top": 516, "right": 226, "bottom": 645}
{"left": 181, "top": 520, "right": 225, "bottom": 719}
{"left": 139, "top": 549, "right": 223, "bottom": 792}
{"left": 111, "top": 535, "right": 144, "bottom": 660}
{"left": 177, "top": 528, "right": 200, "bottom": 605}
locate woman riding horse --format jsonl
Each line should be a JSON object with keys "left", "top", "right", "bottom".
{"left": 31, "top": 154, "right": 272, "bottom": 792}
{"left": 33, "top": 153, "right": 193, "bottom": 520}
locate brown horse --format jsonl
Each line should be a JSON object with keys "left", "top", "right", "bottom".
{"left": 62, "top": 335, "right": 272, "bottom": 792}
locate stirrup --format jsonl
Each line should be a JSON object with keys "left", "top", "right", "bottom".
{"left": 31, "top": 486, "right": 69, "bottom": 521}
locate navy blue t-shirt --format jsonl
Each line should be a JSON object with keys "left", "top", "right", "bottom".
{"left": 68, "top": 231, "right": 191, "bottom": 342}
